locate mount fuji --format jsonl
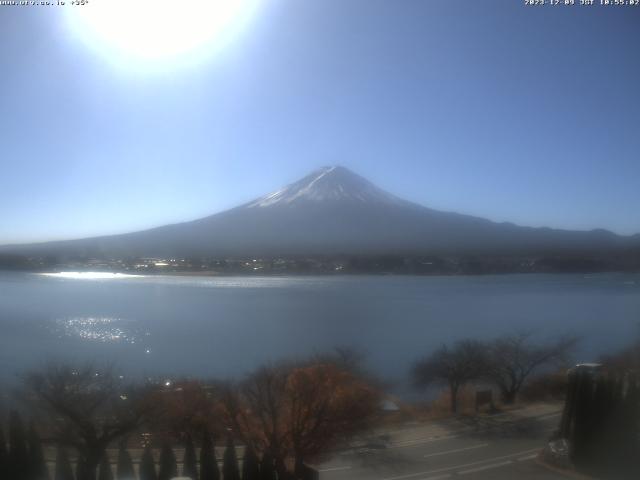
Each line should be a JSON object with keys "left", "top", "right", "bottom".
{"left": 2, "top": 166, "right": 638, "bottom": 258}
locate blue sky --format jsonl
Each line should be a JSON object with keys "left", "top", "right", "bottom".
{"left": 1, "top": 0, "right": 639, "bottom": 245}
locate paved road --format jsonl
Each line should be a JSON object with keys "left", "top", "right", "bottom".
{"left": 318, "top": 405, "right": 567, "bottom": 480}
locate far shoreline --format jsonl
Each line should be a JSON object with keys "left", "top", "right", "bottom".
{"left": 6, "top": 268, "right": 640, "bottom": 279}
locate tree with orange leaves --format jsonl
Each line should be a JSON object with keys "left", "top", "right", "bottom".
{"left": 223, "top": 359, "right": 380, "bottom": 477}
{"left": 151, "top": 380, "right": 225, "bottom": 440}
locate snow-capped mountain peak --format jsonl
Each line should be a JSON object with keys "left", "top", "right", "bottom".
{"left": 3, "top": 165, "right": 636, "bottom": 259}
{"left": 244, "top": 165, "right": 406, "bottom": 208}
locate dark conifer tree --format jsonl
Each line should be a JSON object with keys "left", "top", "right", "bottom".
{"left": 0, "top": 424, "right": 8, "bottom": 480}
{"left": 157, "top": 443, "right": 177, "bottom": 480}
{"left": 53, "top": 446, "right": 74, "bottom": 480}
{"left": 75, "top": 455, "right": 88, "bottom": 480}
{"left": 97, "top": 452, "right": 114, "bottom": 480}
{"left": 293, "top": 457, "right": 304, "bottom": 479}
{"left": 8, "top": 411, "right": 30, "bottom": 480}
{"left": 616, "top": 373, "right": 640, "bottom": 472}
{"left": 571, "top": 370, "right": 595, "bottom": 468}
{"left": 182, "top": 435, "right": 198, "bottom": 480}
{"left": 589, "top": 375, "right": 609, "bottom": 464}
{"left": 274, "top": 457, "right": 290, "bottom": 480}
{"left": 116, "top": 443, "right": 135, "bottom": 480}
{"left": 222, "top": 438, "right": 240, "bottom": 480}
{"left": 199, "top": 430, "right": 219, "bottom": 480}
{"left": 259, "top": 451, "right": 275, "bottom": 480}
{"left": 27, "top": 423, "right": 49, "bottom": 480}
{"left": 276, "top": 470, "right": 295, "bottom": 480}
{"left": 139, "top": 446, "right": 157, "bottom": 480}
{"left": 241, "top": 446, "right": 260, "bottom": 480}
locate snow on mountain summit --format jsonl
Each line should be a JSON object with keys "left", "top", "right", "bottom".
{"left": 3, "top": 165, "right": 636, "bottom": 258}
{"left": 244, "top": 166, "right": 407, "bottom": 208}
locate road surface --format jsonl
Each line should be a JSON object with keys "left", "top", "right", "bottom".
{"left": 318, "top": 404, "right": 566, "bottom": 480}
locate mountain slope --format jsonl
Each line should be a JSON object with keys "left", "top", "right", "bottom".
{"left": 2, "top": 166, "right": 638, "bottom": 258}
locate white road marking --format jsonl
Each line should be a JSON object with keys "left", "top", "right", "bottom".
{"left": 389, "top": 434, "right": 461, "bottom": 448}
{"left": 423, "top": 443, "right": 488, "bottom": 458}
{"left": 458, "top": 460, "right": 513, "bottom": 475}
{"left": 380, "top": 447, "right": 541, "bottom": 480}
{"left": 538, "top": 412, "right": 562, "bottom": 419}
{"left": 517, "top": 453, "right": 539, "bottom": 461}
{"left": 318, "top": 466, "right": 352, "bottom": 472}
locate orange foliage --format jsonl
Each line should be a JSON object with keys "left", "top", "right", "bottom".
{"left": 224, "top": 363, "right": 380, "bottom": 465}
{"left": 152, "top": 380, "right": 225, "bottom": 439}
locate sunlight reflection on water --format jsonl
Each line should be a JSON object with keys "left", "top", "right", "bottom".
{"left": 36, "top": 271, "right": 330, "bottom": 289}
{"left": 40, "top": 272, "right": 143, "bottom": 279}
{"left": 52, "top": 316, "right": 148, "bottom": 344}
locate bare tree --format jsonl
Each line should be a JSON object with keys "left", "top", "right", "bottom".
{"left": 231, "top": 366, "right": 288, "bottom": 466}
{"left": 223, "top": 360, "right": 380, "bottom": 476}
{"left": 485, "top": 333, "right": 577, "bottom": 404}
{"left": 23, "top": 364, "right": 157, "bottom": 480}
{"left": 286, "top": 363, "right": 380, "bottom": 468}
{"left": 412, "top": 340, "right": 488, "bottom": 414}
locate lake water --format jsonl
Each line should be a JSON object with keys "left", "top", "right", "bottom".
{"left": 0, "top": 272, "right": 638, "bottom": 396}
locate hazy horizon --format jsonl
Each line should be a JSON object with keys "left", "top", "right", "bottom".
{"left": 2, "top": 163, "right": 640, "bottom": 248}
{"left": 2, "top": 1, "right": 639, "bottom": 245}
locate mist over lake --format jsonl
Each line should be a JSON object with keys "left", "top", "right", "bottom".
{"left": 1, "top": 272, "right": 638, "bottom": 396}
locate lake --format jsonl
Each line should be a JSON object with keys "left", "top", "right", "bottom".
{"left": 0, "top": 272, "right": 638, "bottom": 396}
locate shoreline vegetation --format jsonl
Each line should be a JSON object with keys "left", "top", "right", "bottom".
{"left": 2, "top": 335, "right": 638, "bottom": 479}
{"left": 0, "top": 340, "right": 572, "bottom": 480}
{"left": 1, "top": 252, "right": 640, "bottom": 276}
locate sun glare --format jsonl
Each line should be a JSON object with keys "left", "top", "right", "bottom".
{"left": 40, "top": 272, "right": 143, "bottom": 280}
{"left": 65, "top": 0, "right": 259, "bottom": 66}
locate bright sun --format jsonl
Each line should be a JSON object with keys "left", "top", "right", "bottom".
{"left": 66, "top": 0, "right": 259, "bottom": 65}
